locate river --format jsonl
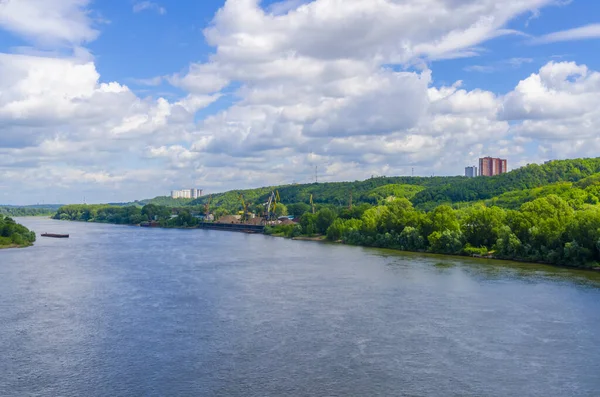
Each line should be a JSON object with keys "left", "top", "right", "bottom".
{"left": 1, "top": 217, "right": 599, "bottom": 396}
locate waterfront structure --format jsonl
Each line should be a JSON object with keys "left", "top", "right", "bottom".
{"left": 479, "top": 157, "right": 507, "bottom": 176}
{"left": 465, "top": 166, "right": 478, "bottom": 178}
{"left": 171, "top": 188, "right": 202, "bottom": 199}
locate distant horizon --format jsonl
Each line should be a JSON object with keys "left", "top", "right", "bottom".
{"left": 2, "top": 155, "right": 564, "bottom": 207}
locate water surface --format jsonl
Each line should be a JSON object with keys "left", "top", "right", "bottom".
{"left": 1, "top": 218, "right": 599, "bottom": 396}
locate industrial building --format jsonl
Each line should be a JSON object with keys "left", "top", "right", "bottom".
{"left": 479, "top": 157, "right": 507, "bottom": 176}
{"left": 171, "top": 188, "right": 202, "bottom": 199}
{"left": 465, "top": 166, "right": 478, "bottom": 178}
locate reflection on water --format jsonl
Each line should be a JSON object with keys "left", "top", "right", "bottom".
{"left": 0, "top": 217, "right": 599, "bottom": 397}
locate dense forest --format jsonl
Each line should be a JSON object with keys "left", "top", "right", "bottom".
{"left": 0, "top": 215, "right": 36, "bottom": 248}
{"left": 53, "top": 157, "right": 600, "bottom": 269}
{"left": 0, "top": 206, "right": 58, "bottom": 217}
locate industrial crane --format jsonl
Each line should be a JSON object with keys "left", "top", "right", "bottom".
{"left": 238, "top": 193, "right": 249, "bottom": 222}
{"left": 272, "top": 190, "right": 281, "bottom": 218}
{"left": 264, "top": 190, "right": 281, "bottom": 222}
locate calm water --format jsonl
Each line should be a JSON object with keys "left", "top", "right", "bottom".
{"left": 1, "top": 218, "right": 600, "bottom": 396}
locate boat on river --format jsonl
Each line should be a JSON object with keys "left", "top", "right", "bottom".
{"left": 41, "top": 233, "right": 69, "bottom": 238}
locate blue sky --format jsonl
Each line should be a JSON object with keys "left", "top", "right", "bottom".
{"left": 0, "top": 0, "right": 600, "bottom": 204}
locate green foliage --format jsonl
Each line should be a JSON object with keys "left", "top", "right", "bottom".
{"left": 265, "top": 224, "right": 302, "bottom": 238}
{"left": 300, "top": 213, "right": 318, "bottom": 236}
{"left": 54, "top": 204, "right": 173, "bottom": 226}
{"left": 0, "top": 206, "right": 58, "bottom": 217}
{"left": 428, "top": 230, "right": 464, "bottom": 255}
{"left": 484, "top": 182, "right": 599, "bottom": 210}
{"left": 287, "top": 203, "right": 311, "bottom": 217}
{"left": 338, "top": 203, "right": 372, "bottom": 220}
{"left": 463, "top": 245, "right": 490, "bottom": 256}
{"left": 54, "top": 204, "right": 147, "bottom": 225}
{"left": 495, "top": 226, "right": 523, "bottom": 258}
{"left": 315, "top": 208, "right": 337, "bottom": 234}
{"left": 413, "top": 158, "right": 600, "bottom": 208}
{"left": 274, "top": 203, "right": 288, "bottom": 217}
{"left": 398, "top": 226, "right": 425, "bottom": 251}
{"left": 0, "top": 215, "right": 36, "bottom": 248}
{"left": 460, "top": 205, "right": 506, "bottom": 248}
{"left": 326, "top": 218, "right": 363, "bottom": 241}
{"left": 108, "top": 196, "right": 193, "bottom": 207}
{"left": 366, "top": 184, "right": 425, "bottom": 203}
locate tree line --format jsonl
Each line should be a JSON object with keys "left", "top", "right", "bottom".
{"left": 0, "top": 206, "right": 58, "bottom": 217}
{"left": 267, "top": 194, "right": 600, "bottom": 269}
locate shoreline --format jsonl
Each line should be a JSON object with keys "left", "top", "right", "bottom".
{"left": 0, "top": 244, "right": 33, "bottom": 250}
{"left": 271, "top": 233, "right": 600, "bottom": 273}
{"left": 51, "top": 218, "right": 600, "bottom": 273}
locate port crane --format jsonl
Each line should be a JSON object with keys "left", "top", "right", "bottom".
{"left": 264, "top": 190, "right": 281, "bottom": 222}
{"left": 238, "top": 193, "right": 250, "bottom": 222}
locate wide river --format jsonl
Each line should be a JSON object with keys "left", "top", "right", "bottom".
{"left": 1, "top": 218, "right": 600, "bottom": 396}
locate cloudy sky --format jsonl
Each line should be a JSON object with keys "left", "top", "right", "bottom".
{"left": 1, "top": 0, "right": 599, "bottom": 205}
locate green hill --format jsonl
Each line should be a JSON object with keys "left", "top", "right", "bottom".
{"left": 412, "top": 158, "right": 600, "bottom": 209}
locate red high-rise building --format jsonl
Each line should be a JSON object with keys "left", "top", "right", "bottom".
{"left": 479, "top": 157, "right": 507, "bottom": 176}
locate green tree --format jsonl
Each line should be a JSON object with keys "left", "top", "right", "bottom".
{"left": 461, "top": 205, "right": 506, "bottom": 248}
{"left": 315, "top": 208, "right": 337, "bottom": 234}
{"left": 428, "top": 230, "right": 464, "bottom": 254}
{"left": 300, "top": 213, "right": 318, "bottom": 236}
{"left": 274, "top": 203, "right": 288, "bottom": 217}
{"left": 399, "top": 226, "right": 425, "bottom": 251}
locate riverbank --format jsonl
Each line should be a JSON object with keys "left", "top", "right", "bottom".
{"left": 55, "top": 217, "right": 600, "bottom": 272}
{"left": 269, "top": 232, "right": 600, "bottom": 272}
{"left": 0, "top": 243, "right": 33, "bottom": 250}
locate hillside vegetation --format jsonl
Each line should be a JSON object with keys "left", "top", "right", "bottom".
{"left": 0, "top": 215, "right": 36, "bottom": 248}
{"left": 412, "top": 158, "right": 600, "bottom": 209}
{"left": 54, "top": 157, "right": 600, "bottom": 269}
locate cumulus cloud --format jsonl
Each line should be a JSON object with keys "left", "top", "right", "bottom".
{"left": 0, "top": 0, "right": 98, "bottom": 46}
{"left": 499, "top": 61, "right": 600, "bottom": 161}
{"left": 2, "top": 0, "right": 598, "bottom": 204}
{"left": 157, "top": 0, "right": 545, "bottom": 186}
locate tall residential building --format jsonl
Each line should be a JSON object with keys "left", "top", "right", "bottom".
{"left": 465, "top": 166, "right": 478, "bottom": 178}
{"left": 171, "top": 188, "right": 203, "bottom": 199}
{"left": 479, "top": 157, "right": 507, "bottom": 177}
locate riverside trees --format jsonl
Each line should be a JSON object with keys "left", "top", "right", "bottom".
{"left": 274, "top": 193, "right": 600, "bottom": 269}
{"left": 0, "top": 215, "right": 36, "bottom": 248}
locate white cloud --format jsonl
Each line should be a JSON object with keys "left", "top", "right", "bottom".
{"left": 532, "top": 23, "right": 600, "bottom": 44}
{"left": 133, "top": 1, "right": 166, "bottom": 15}
{"left": 4, "top": 0, "right": 600, "bottom": 204}
{"left": 0, "top": 0, "right": 98, "bottom": 46}
{"left": 500, "top": 61, "right": 600, "bottom": 160}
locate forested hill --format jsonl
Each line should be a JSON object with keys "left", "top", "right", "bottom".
{"left": 412, "top": 158, "right": 600, "bottom": 209}
{"left": 183, "top": 157, "right": 600, "bottom": 211}
{"left": 188, "top": 176, "right": 465, "bottom": 210}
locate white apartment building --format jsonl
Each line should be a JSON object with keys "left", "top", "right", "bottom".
{"left": 171, "top": 188, "right": 202, "bottom": 199}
